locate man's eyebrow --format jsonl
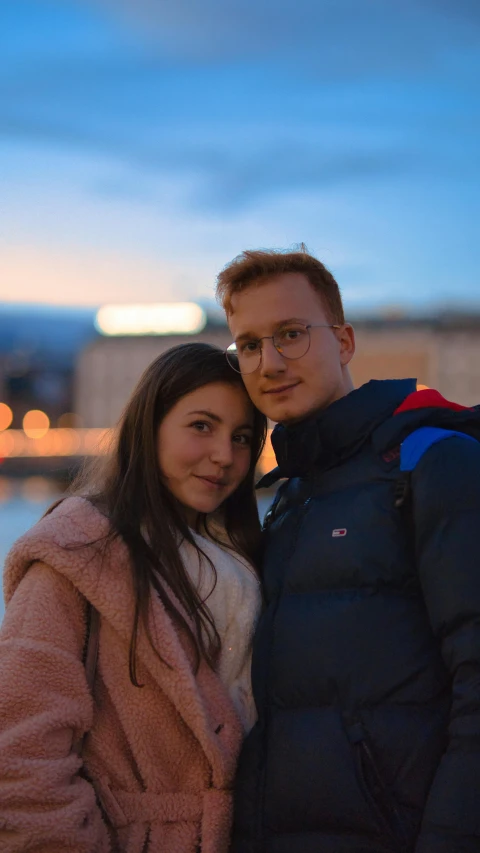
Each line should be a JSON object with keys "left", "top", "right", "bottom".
{"left": 235, "top": 318, "right": 308, "bottom": 341}
{"left": 186, "top": 409, "right": 253, "bottom": 430}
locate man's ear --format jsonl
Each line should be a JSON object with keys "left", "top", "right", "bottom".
{"left": 338, "top": 324, "right": 355, "bottom": 367}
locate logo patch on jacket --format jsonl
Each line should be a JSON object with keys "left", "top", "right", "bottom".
{"left": 332, "top": 528, "right": 347, "bottom": 537}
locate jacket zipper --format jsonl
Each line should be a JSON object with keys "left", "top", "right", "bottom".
{"left": 259, "top": 489, "right": 314, "bottom": 846}
{"left": 344, "top": 713, "right": 408, "bottom": 850}
{"left": 357, "top": 738, "right": 409, "bottom": 849}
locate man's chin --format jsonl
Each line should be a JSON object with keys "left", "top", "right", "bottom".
{"left": 267, "top": 404, "right": 306, "bottom": 425}
{"left": 273, "top": 399, "right": 326, "bottom": 426}
{"left": 256, "top": 389, "right": 324, "bottom": 425}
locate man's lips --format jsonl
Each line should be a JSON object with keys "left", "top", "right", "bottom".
{"left": 263, "top": 382, "right": 299, "bottom": 395}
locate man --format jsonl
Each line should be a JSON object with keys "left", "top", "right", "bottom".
{"left": 216, "top": 247, "right": 480, "bottom": 853}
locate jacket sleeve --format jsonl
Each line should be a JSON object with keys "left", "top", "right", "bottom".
{"left": 0, "top": 561, "right": 110, "bottom": 853}
{"left": 412, "top": 436, "right": 480, "bottom": 853}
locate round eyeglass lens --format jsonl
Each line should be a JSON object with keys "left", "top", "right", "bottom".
{"left": 273, "top": 325, "right": 310, "bottom": 359}
{"left": 226, "top": 342, "right": 261, "bottom": 374}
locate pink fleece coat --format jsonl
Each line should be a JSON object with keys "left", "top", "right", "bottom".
{"left": 0, "top": 498, "right": 245, "bottom": 853}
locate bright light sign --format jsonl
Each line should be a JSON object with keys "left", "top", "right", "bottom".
{"left": 95, "top": 303, "right": 207, "bottom": 336}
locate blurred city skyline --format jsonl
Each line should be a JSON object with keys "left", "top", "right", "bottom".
{"left": 1, "top": 0, "right": 480, "bottom": 310}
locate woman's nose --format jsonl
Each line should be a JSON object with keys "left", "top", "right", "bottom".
{"left": 210, "top": 439, "right": 233, "bottom": 467}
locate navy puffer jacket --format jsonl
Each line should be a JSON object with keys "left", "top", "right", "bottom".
{"left": 232, "top": 379, "right": 480, "bottom": 853}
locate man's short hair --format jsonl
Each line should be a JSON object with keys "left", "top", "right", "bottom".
{"left": 216, "top": 244, "right": 345, "bottom": 325}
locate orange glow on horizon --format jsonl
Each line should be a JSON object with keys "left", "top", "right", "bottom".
{"left": 0, "top": 427, "right": 275, "bottom": 477}
{"left": 0, "top": 428, "right": 110, "bottom": 458}
{"left": 258, "top": 429, "right": 275, "bottom": 476}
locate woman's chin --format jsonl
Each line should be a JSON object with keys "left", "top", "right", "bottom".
{"left": 181, "top": 497, "right": 223, "bottom": 523}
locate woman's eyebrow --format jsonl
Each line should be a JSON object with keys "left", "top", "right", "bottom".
{"left": 187, "top": 409, "right": 253, "bottom": 431}
{"left": 187, "top": 409, "right": 221, "bottom": 422}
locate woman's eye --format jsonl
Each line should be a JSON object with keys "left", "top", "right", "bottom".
{"left": 191, "top": 421, "right": 210, "bottom": 432}
{"left": 233, "top": 433, "right": 252, "bottom": 446}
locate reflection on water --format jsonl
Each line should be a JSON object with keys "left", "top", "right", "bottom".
{"left": 0, "top": 478, "right": 273, "bottom": 621}
{"left": 0, "top": 478, "right": 62, "bottom": 620}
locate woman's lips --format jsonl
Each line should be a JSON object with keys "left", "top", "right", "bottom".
{"left": 195, "top": 475, "right": 227, "bottom": 489}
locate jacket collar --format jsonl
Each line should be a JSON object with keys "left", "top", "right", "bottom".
{"left": 258, "top": 378, "right": 416, "bottom": 485}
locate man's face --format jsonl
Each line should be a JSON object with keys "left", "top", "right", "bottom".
{"left": 228, "top": 272, "right": 355, "bottom": 424}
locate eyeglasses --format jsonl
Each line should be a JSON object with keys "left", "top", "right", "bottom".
{"left": 226, "top": 322, "right": 341, "bottom": 375}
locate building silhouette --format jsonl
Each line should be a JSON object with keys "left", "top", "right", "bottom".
{"left": 1, "top": 303, "right": 480, "bottom": 436}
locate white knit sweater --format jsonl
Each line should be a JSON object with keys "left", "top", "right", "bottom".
{"left": 180, "top": 530, "right": 262, "bottom": 733}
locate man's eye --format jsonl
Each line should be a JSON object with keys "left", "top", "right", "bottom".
{"left": 279, "top": 328, "right": 302, "bottom": 342}
{"left": 241, "top": 340, "right": 260, "bottom": 354}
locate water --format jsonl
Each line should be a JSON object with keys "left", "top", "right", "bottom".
{"left": 0, "top": 491, "right": 273, "bottom": 622}
{"left": 0, "top": 496, "right": 59, "bottom": 620}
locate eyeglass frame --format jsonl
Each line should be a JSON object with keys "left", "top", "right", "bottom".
{"left": 226, "top": 322, "right": 342, "bottom": 374}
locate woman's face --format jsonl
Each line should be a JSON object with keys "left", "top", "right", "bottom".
{"left": 157, "top": 381, "right": 255, "bottom": 525}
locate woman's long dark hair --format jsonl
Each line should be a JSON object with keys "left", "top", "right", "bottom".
{"left": 69, "top": 342, "right": 266, "bottom": 685}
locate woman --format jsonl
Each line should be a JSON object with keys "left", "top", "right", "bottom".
{"left": 0, "top": 342, "right": 266, "bottom": 853}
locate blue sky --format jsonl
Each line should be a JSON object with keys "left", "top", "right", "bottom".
{"left": 1, "top": 0, "right": 479, "bottom": 311}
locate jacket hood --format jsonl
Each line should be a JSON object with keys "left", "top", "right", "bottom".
{"left": 259, "top": 382, "right": 480, "bottom": 486}
{"left": 372, "top": 388, "right": 480, "bottom": 454}
{"left": 259, "top": 379, "right": 416, "bottom": 484}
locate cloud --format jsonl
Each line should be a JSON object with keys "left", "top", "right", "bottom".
{"left": 194, "top": 145, "right": 418, "bottom": 210}
{"left": 425, "top": 0, "right": 480, "bottom": 26}
{"left": 102, "top": 0, "right": 480, "bottom": 69}
{"left": 0, "top": 105, "right": 421, "bottom": 213}
{"left": 0, "top": 0, "right": 478, "bottom": 218}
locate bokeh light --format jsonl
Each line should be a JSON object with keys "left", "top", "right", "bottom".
{"left": 0, "top": 403, "right": 13, "bottom": 431}
{"left": 0, "top": 427, "right": 112, "bottom": 458}
{"left": 22, "top": 410, "right": 50, "bottom": 439}
{"left": 57, "top": 412, "right": 82, "bottom": 428}
{"left": 95, "top": 303, "right": 206, "bottom": 336}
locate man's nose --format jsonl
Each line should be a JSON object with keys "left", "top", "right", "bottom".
{"left": 259, "top": 338, "right": 287, "bottom": 376}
